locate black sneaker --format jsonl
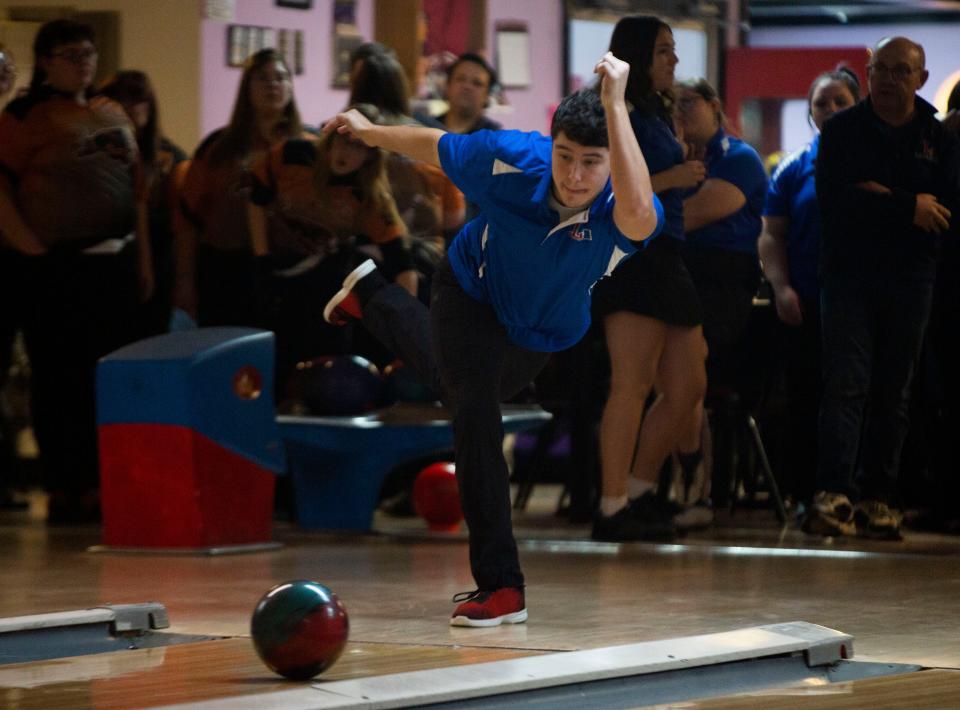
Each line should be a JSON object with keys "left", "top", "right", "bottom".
{"left": 593, "top": 492, "right": 677, "bottom": 540}
{"left": 854, "top": 500, "right": 902, "bottom": 540}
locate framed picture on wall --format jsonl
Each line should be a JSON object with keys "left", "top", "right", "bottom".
{"left": 277, "top": 0, "right": 313, "bottom": 9}
{"left": 227, "top": 25, "right": 249, "bottom": 67}
{"left": 495, "top": 22, "right": 530, "bottom": 88}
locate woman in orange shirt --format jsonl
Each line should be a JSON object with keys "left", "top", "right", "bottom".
{"left": 99, "top": 70, "right": 188, "bottom": 337}
{"left": 176, "top": 49, "right": 306, "bottom": 327}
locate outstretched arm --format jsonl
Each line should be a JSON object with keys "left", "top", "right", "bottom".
{"left": 323, "top": 112, "right": 445, "bottom": 168}
{"left": 596, "top": 52, "right": 659, "bottom": 241}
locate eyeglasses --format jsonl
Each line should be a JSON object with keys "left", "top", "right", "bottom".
{"left": 677, "top": 94, "right": 705, "bottom": 112}
{"left": 868, "top": 62, "right": 917, "bottom": 80}
{"left": 50, "top": 47, "right": 98, "bottom": 64}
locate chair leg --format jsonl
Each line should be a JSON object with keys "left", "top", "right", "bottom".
{"left": 746, "top": 414, "right": 787, "bottom": 525}
{"left": 512, "top": 421, "right": 555, "bottom": 511}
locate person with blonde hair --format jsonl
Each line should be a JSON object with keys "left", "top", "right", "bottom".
{"left": 247, "top": 104, "right": 416, "bottom": 387}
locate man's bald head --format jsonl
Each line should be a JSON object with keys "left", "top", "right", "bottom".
{"left": 874, "top": 36, "right": 925, "bottom": 70}
{"left": 867, "top": 35, "right": 928, "bottom": 124}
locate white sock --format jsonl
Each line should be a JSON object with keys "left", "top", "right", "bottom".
{"left": 627, "top": 477, "right": 654, "bottom": 500}
{"left": 600, "top": 495, "right": 628, "bottom": 517}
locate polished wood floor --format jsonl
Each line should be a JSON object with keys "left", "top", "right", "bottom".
{"left": 1, "top": 487, "right": 959, "bottom": 708}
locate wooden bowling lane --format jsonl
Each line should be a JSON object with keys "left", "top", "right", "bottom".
{"left": 665, "top": 669, "right": 960, "bottom": 709}
{"left": 0, "top": 637, "right": 542, "bottom": 709}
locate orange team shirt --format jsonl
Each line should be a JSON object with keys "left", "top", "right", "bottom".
{"left": 415, "top": 161, "right": 464, "bottom": 237}
{"left": 179, "top": 129, "right": 311, "bottom": 252}
{"left": 249, "top": 136, "right": 404, "bottom": 269}
{"left": 386, "top": 154, "right": 464, "bottom": 243}
{"left": 0, "top": 89, "right": 139, "bottom": 248}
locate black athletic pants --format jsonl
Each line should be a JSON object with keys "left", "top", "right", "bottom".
{"left": 362, "top": 258, "right": 549, "bottom": 590}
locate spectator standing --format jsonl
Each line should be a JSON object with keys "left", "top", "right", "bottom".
{"left": 807, "top": 37, "right": 959, "bottom": 539}
{"left": 591, "top": 16, "right": 707, "bottom": 542}
{"left": 175, "top": 49, "right": 305, "bottom": 326}
{"left": 672, "top": 78, "right": 768, "bottom": 524}
{"left": 758, "top": 68, "right": 859, "bottom": 509}
{"left": 0, "top": 20, "right": 146, "bottom": 522}
{"left": 99, "top": 70, "right": 188, "bottom": 337}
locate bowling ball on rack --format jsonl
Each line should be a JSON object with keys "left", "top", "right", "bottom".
{"left": 286, "top": 355, "right": 381, "bottom": 416}
{"left": 250, "top": 580, "right": 349, "bottom": 680}
{"left": 381, "top": 359, "right": 437, "bottom": 404}
{"left": 412, "top": 462, "right": 463, "bottom": 531}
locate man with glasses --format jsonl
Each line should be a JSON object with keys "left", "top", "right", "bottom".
{"left": 806, "top": 36, "right": 960, "bottom": 539}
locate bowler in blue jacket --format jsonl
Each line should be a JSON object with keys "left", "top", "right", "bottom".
{"left": 322, "top": 52, "right": 664, "bottom": 627}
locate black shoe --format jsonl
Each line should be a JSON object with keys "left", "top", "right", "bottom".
{"left": 380, "top": 490, "right": 417, "bottom": 517}
{"left": 46, "top": 489, "right": 101, "bottom": 525}
{"left": 592, "top": 497, "right": 676, "bottom": 542}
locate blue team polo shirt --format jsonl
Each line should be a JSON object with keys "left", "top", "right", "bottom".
{"left": 438, "top": 129, "right": 664, "bottom": 352}
{"left": 686, "top": 129, "right": 767, "bottom": 254}
{"left": 763, "top": 136, "right": 820, "bottom": 304}
{"left": 629, "top": 109, "right": 685, "bottom": 241}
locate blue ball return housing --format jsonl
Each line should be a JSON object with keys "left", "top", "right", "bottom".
{"left": 278, "top": 403, "right": 552, "bottom": 530}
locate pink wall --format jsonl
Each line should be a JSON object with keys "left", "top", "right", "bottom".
{"left": 486, "top": 0, "right": 564, "bottom": 133}
{"left": 200, "top": 0, "right": 374, "bottom": 141}
{"left": 199, "top": 0, "right": 564, "bottom": 142}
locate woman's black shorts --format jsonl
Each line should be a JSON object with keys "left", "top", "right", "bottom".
{"left": 592, "top": 235, "right": 703, "bottom": 327}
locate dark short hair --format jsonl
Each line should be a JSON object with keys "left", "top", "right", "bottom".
{"left": 29, "top": 19, "right": 96, "bottom": 94}
{"left": 807, "top": 66, "right": 861, "bottom": 108}
{"left": 447, "top": 52, "right": 498, "bottom": 91}
{"left": 33, "top": 18, "right": 94, "bottom": 58}
{"left": 551, "top": 88, "right": 607, "bottom": 148}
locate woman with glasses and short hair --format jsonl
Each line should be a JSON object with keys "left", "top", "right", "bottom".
{"left": 0, "top": 19, "right": 147, "bottom": 523}
{"left": 671, "top": 78, "right": 768, "bottom": 524}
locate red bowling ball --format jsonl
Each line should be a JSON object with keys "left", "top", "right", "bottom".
{"left": 412, "top": 462, "right": 463, "bottom": 532}
{"left": 251, "top": 580, "right": 349, "bottom": 680}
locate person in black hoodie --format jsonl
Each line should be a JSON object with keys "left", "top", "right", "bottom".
{"left": 806, "top": 36, "right": 960, "bottom": 540}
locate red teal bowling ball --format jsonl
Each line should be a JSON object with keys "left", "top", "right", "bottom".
{"left": 251, "top": 580, "right": 349, "bottom": 680}
{"left": 412, "top": 462, "right": 463, "bottom": 531}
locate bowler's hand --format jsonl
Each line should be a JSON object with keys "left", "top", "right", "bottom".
{"left": 773, "top": 284, "right": 803, "bottom": 327}
{"left": 323, "top": 109, "right": 375, "bottom": 146}
{"left": 913, "top": 193, "right": 951, "bottom": 234}
{"left": 594, "top": 52, "right": 629, "bottom": 108}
